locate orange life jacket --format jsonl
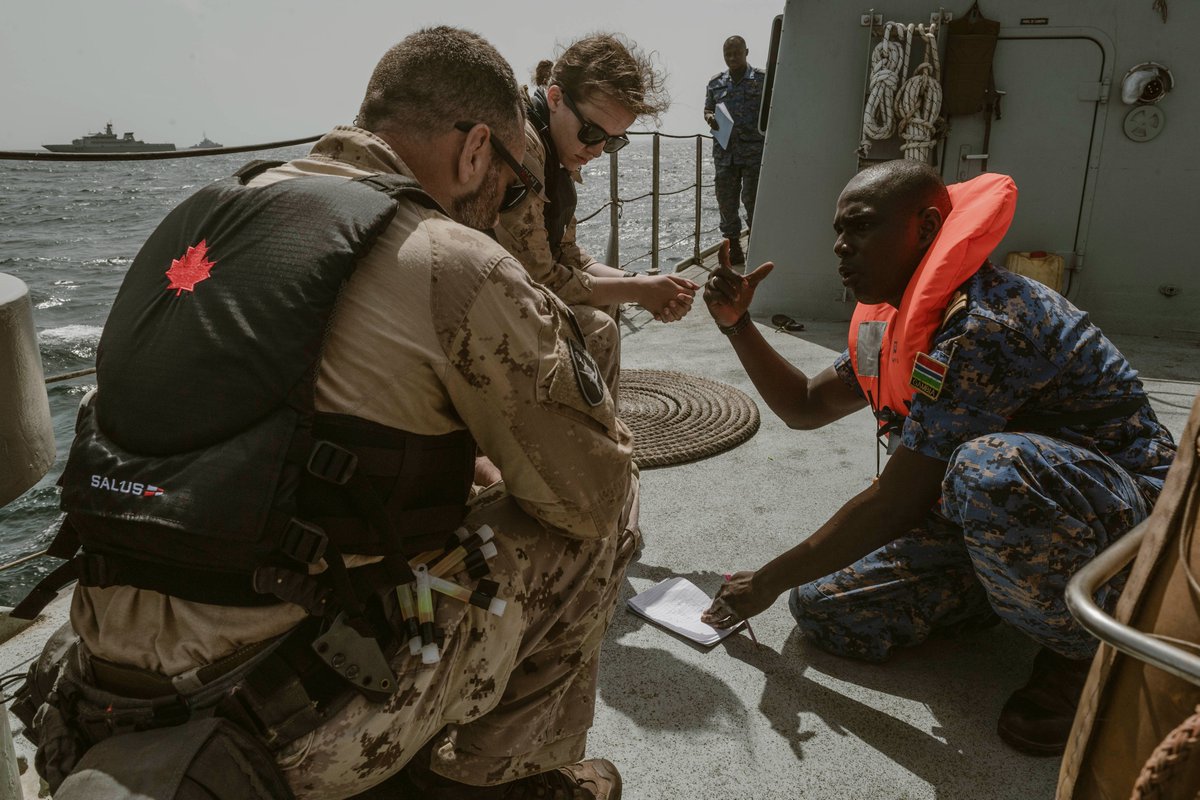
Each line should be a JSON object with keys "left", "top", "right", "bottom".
{"left": 847, "top": 172, "right": 1017, "bottom": 431}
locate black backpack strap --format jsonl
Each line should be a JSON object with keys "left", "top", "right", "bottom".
{"left": 10, "top": 560, "right": 79, "bottom": 620}
{"left": 10, "top": 517, "right": 87, "bottom": 619}
{"left": 353, "top": 173, "right": 444, "bottom": 214}
{"left": 233, "top": 160, "right": 286, "bottom": 184}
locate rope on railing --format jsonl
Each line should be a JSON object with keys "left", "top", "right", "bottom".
{"left": 629, "top": 131, "right": 716, "bottom": 141}
{"left": 578, "top": 180, "right": 712, "bottom": 223}
{"left": 0, "top": 549, "right": 49, "bottom": 573}
{"left": 577, "top": 201, "right": 615, "bottom": 225}
{"left": 621, "top": 223, "right": 723, "bottom": 270}
{"left": 45, "top": 367, "right": 97, "bottom": 384}
{"left": 576, "top": 180, "right": 712, "bottom": 225}
{"left": 0, "top": 135, "right": 323, "bottom": 162}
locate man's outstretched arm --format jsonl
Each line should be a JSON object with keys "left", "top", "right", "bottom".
{"left": 703, "top": 244, "right": 867, "bottom": 429}
{"left": 703, "top": 444, "right": 947, "bottom": 626}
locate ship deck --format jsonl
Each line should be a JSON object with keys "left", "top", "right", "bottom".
{"left": 591, "top": 258, "right": 1199, "bottom": 800}
{"left": 3, "top": 255, "right": 1198, "bottom": 799}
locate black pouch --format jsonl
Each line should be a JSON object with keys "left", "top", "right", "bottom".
{"left": 10, "top": 622, "right": 76, "bottom": 740}
{"left": 942, "top": 1, "right": 1001, "bottom": 116}
{"left": 53, "top": 716, "right": 294, "bottom": 800}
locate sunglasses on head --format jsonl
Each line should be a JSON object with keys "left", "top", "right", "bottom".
{"left": 557, "top": 88, "right": 630, "bottom": 154}
{"left": 454, "top": 121, "right": 544, "bottom": 212}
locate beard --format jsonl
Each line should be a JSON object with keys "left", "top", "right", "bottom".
{"left": 450, "top": 161, "right": 503, "bottom": 230}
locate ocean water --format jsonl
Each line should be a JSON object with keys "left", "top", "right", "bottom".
{"left": 0, "top": 137, "right": 725, "bottom": 604}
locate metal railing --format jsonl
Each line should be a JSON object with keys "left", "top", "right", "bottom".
{"left": 582, "top": 131, "right": 723, "bottom": 275}
{"left": 1067, "top": 517, "right": 1200, "bottom": 687}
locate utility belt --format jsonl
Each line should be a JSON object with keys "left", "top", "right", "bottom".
{"left": 20, "top": 614, "right": 370, "bottom": 795}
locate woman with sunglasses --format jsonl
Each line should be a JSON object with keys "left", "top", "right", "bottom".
{"left": 496, "top": 34, "right": 697, "bottom": 338}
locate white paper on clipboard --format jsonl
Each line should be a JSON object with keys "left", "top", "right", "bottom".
{"left": 714, "top": 102, "right": 735, "bottom": 149}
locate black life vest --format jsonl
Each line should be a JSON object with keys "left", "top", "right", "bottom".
{"left": 529, "top": 88, "right": 578, "bottom": 252}
{"left": 14, "top": 162, "right": 476, "bottom": 628}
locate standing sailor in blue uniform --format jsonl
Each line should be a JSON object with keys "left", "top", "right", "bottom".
{"left": 704, "top": 35, "right": 765, "bottom": 266}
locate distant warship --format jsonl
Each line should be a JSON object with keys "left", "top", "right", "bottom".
{"left": 187, "top": 134, "right": 223, "bottom": 150}
{"left": 43, "top": 122, "right": 176, "bottom": 153}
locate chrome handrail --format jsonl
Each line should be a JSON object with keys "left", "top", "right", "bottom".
{"left": 1065, "top": 518, "right": 1200, "bottom": 687}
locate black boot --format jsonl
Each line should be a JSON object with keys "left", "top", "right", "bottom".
{"left": 379, "top": 751, "right": 621, "bottom": 800}
{"left": 727, "top": 238, "right": 745, "bottom": 266}
{"left": 997, "top": 646, "right": 1092, "bottom": 756}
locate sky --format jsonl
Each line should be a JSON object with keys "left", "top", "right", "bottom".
{"left": 1, "top": 0, "right": 784, "bottom": 150}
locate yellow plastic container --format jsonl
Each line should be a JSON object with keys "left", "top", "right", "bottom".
{"left": 1005, "top": 251, "right": 1065, "bottom": 294}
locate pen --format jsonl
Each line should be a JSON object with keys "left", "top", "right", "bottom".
{"left": 723, "top": 573, "right": 760, "bottom": 648}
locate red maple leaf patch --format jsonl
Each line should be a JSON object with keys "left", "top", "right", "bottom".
{"left": 165, "top": 240, "right": 217, "bottom": 296}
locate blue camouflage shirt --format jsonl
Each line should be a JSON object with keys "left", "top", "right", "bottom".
{"left": 835, "top": 263, "right": 1176, "bottom": 490}
{"left": 705, "top": 65, "right": 766, "bottom": 167}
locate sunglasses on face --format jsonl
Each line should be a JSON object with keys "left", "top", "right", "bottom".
{"left": 454, "top": 121, "right": 544, "bottom": 212}
{"left": 558, "top": 89, "right": 630, "bottom": 154}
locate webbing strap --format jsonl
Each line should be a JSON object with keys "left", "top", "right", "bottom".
{"left": 10, "top": 560, "right": 78, "bottom": 620}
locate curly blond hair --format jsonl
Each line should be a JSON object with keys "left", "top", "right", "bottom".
{"left": 547, "top": 33, "right": 669, "bottom": 121}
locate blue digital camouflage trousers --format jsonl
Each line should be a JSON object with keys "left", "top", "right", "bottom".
{"left": 789, "top": 433, "right": 1159, "bottom": 662}
{"left": 714, "top": 162, "right": 760, "bottom": 240}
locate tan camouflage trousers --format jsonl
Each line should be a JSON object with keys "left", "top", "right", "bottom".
{"left": 572, "top": 303, "right": 622, "bottom": 399}
{"left": 279, "top": 477, "right": 638, "bottom": 799}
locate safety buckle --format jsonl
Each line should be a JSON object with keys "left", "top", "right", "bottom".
{"left": 307, "top": 440, "right": 358, "bottom": 485}
{"left": 281, "top": 518, "right": 328, "bottom": 565}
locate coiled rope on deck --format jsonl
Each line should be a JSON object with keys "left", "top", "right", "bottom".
{"left": 896, "top": 23, "right": 943, "bottom": 162}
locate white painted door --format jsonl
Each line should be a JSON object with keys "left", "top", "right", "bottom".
{"left": 941, "top": 37, "right": 1105, "bottom": 269}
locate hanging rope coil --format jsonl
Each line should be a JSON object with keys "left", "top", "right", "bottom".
{"left": 895, "top": 23, "right": 944, "bottom": 163}
{"left": 859, "top": 22, "right": 910, "bottom": 156}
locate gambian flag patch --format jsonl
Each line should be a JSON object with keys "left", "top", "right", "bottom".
{"left": 910, "top": 352, "right": 948, "bottom": 400}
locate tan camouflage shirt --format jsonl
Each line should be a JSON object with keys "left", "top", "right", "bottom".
{"left": 495, "top": 119, "right": 598, "bottom": 305}
{"left": 73, "top": 126, "right": 634, "bottom": 675}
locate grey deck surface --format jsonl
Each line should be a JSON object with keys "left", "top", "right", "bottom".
{"left": 588, "top": 260, "right": 1200, "bottom": 800}
{"left": 2, "top": 259, "right": 1196, "bottom": 800}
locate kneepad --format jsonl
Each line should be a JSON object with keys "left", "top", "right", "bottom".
{"left": 53, "top": 717, "right": 293, "bottom": 800}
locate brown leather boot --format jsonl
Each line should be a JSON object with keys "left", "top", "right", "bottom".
{"left": 502, "top": 759, "right": 622, "bottom": 800}
{"left": 386, "top": 757, "right": 622, "bottom": 800}
{"left": 997, "top": 646, "right": 1092, "bottom": 756}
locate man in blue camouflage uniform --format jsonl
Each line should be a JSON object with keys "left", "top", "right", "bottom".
{"left": 704, "top": 35, "right": 765, "bottom": 266}
{"left": 700, "top": 160, "right": 1176, "bottom": 757}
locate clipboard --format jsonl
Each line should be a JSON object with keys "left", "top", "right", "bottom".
{"left": 713, "top": 102, "right": 735, "bottom": 149}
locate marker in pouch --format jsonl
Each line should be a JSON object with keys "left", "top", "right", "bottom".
{"left": 414, "top": 565, "right": 440, "bottom": 664}
{"left": 395, "top": 583, "right": 421, "bottom": 656}
{"left": 429, "top": 575, "right": 507, "bottom": 617}
{"left": 410, "top": 527, "right": 473, "bottom": 569}
{"left": 429, "top": 525, "right": 495, "bottom": 576}
{"left": 431, "top": 540, "right": 498, "bottom": 579}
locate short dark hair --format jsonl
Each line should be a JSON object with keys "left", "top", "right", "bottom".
{"left": 532, "top": 59, "right": 554, "bottom": 88}
{"left": 724, "top": 36, "right": 747, "bottom": 49}
{"left": 853, "top": 160, "right": 952, "bottom": 218}
{"left": 356, "top": 26, "right": 524, "bottom": 143}
{"left": 548, "top": 33, "right": 669, "bottom": 121}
